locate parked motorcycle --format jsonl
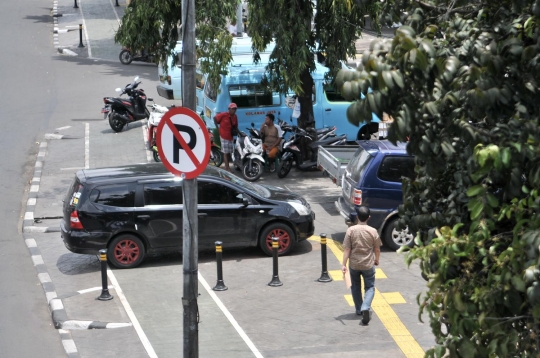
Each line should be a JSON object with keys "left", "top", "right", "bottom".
{"left": 207, "top": 127, "right": 224, "bottom": 167}
{"left": 146, "top": 100, "right": 170, "bottom": 162}
{"left": 277, "top": 126, "right": 347, "bottom": 178}
{"left": 232, "top": 127, "right": 265, "bottom": 181}
{"left": 119, "top": 48, "right": 155, "bottom": 65}
{"left": 102, "top": 76, "right": 150, "bottom": 132}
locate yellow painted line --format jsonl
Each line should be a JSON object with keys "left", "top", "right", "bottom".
{"left": 381, "top": 292, "right": 407, "bottom": 304}
{"left": 311, "top": 235, "right": 424, "bottom": 357}
{"left": 328, "top": 270, "right": 343, "bottom": 281}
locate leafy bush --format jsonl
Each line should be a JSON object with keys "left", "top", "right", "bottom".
{"left": 337, "top": 1, "right": 540, "bottom": 356}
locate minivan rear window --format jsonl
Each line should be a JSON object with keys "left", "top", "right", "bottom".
{"left": 66, "top": 178, "right": 83, "bottom": 208}
{"left": 348, "top": 148, "right": 373, "bottom": 183}
{"left": 378, "top": 156, "right": 415, "bottom": 182}
{"left": 90, "top": 184, "right": 135, "bottom": 207}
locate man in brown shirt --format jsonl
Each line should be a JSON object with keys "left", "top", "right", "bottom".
{"left": 259, "top": 113, "right": 281, "bottom": 172}
{"left": 341, "top": 205, "right": 382, "bottom": 325}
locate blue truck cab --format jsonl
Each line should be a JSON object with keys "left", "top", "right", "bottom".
{"left": 335, "top": 140, "right": 415, "bottom": 250}
{"left": 202, "top": 61, "right": 379, "bottom": 140}
{"left": 156, "top": 38, "right": 274, "bottom": 101}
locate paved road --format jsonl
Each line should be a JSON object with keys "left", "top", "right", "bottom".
{"left": 2, "top": 0, "right": 432, "bottom": 357}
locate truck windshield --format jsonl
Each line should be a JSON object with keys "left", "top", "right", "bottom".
{"left": 348, "top": 148, "right": 373, "bottom": 183}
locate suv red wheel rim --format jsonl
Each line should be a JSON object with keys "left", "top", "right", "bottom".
{"left": 266, "top": 229, "right": 290, "bottom": 253}
{"left": 114, "top": 239, "right": 140, "bottom": 264}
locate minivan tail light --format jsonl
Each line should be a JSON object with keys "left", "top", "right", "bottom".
{"left": 70, "top": 211, "right": 84, "bottom": 230}
{"left": 353, "top": 189, "right": 362, "bottom": 205}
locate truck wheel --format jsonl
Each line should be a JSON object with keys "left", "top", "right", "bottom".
{"left": 108, "top": 234, "right": 145, "bottom": 269}
{"left": 382, "top": 218, "right": 414, "bottom": 251}
{"left": 259, "top": 223, "right": 295, "bottom": 256}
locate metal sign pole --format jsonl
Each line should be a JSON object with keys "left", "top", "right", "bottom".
{"left": 181, "top": 0, "right": 198, "bottom": 354}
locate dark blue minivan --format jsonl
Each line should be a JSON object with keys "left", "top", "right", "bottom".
{"left": 335, "top": 140, "right": 415, "bottom": 250}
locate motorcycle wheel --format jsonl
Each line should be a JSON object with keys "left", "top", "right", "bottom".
{"left": 119, "top": 49, "right": 133, "bottom": 65}
{"left": 242, "top": 160, "right": 263, "bottom": 182}
{"left": 277, "top": 158, "right": 293, "bottom": 178}
{"left": 153, "top": 148, "right": 161, "bottom": 162}
{"left": 109, "top": 112, "right": 125, "bottom": 132}
{"left": 208, "top": 147, "right": 223, "bottom": 167}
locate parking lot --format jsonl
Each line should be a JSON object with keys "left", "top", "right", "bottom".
{"left": 24, "top": 118, "right": 434, "bottom": 357}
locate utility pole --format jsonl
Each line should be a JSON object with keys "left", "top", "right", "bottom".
{"left": 181, "top": 0, "right": 198, "bottom": 354}
{"left": 236, "top": 3, "right": 243, "bottom": 37}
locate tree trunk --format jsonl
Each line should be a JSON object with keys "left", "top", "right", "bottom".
{"left": 296, "top": 68, "right": 315, "bottom": 161}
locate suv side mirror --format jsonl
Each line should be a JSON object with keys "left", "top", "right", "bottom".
{"left": 242, "top": 195, "right": 249, "bottom": 206}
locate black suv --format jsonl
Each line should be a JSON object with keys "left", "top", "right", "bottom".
{"left": 61, "top": 164, "right": 315, "bottom": 268}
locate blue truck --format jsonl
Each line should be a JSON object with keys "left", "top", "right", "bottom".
{"left": 318, "top": 140, "right": 415, "bottom": 250}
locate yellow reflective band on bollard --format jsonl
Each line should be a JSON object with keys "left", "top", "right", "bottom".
{"left": 272, "top": 242, "right": 279, "bottom": 248}
{"left": 320, "top": 238, "right": 327, "bottom": 244}
{"left": 216, "top": 246, "right": 222, "bottom": 252}
{"left": 99, "top": 254, "right": 107, "bottom": 261}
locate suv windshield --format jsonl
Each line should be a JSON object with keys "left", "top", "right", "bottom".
{"left": 347, "top": 147, "right": 373, "bottom": 183}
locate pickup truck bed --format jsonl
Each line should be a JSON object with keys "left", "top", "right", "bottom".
{"left": 317, "top": 145, "right": 359, "bottom": 186}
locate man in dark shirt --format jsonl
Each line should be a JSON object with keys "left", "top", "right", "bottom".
{"left": 214, "top": 103, "right": 238, "bottom": 172}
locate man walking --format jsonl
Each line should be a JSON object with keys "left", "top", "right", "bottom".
{"left": 259, "top": 113, "right": 281, "bottom": 172}
{"left": 214, "top": 103, "right": 238, "bottom": 172}
{"left": 341, "top": 205, "right": 382, "bottom": 325}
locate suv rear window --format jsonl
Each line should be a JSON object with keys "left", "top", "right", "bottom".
{"left": 378, "top": 156, "right": 415, "bottom": 182}
{"left": 348, "top": 148, "right": 373, "bottom": 183}
{"left": 89, "top": 184, "right": 135, "bottom": 207}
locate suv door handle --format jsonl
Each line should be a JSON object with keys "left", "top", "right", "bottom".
{"left": 325, "top": 108, "right": 331, "bottom": 111}
{"left": 137, "top": 215, "right": 150, "bottom": 220}
{"left": 198, "top": 213, "right": 207, "bottom": 217}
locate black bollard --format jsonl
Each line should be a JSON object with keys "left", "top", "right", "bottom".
{"left": 268, "top": 237, "right": 283, "bottom": 287}
{"left": 74, "top": 0, "right": 78, "bottom": 8}
{"left": 97, "top": 249, "right": 113, "bottom": 301}
{"left": 317, "top": 233, "right": 333, "bottom": 282}
{"left": 115, "top": 0, "right": 119, "bottom": 6}
{"left": 78, "top": 24, "right": 84, "bottom": 48}
{"left": 212, "top": 241, "right": 228, "bottom": 291}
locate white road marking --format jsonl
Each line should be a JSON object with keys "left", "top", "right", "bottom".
{"left": 56, "top": 126, "right": 71, "bottom": 131}
{"left": 85, "top": 123, "right": 89, "bottom": 169}
{"left": 31, "top": 255, "right": 44, "bottom": 266}
{"left": 38, "top": 273, "right": 52, "bottom": 283}
{"left": 30, "top": 185, "right": 39, "bottom": 192}
{"left": 198, "top": 272, "right": 264, "bottom": 358}
{"left": 108, "top": 0, "right": 122, "bottom": 24}
{"left": 107, "top": 269, "right": 158, "bottom": 358}
{"left": 77, "top": 286, "right": 114, "bottom": 295}
{"left": 76, "top": 1, "right": 92, "bottom": 58}
{"left": 24, "top": 212, "right": 34, "bottom": 220}
{"left": 50, "top": 299, "right": 65, "bottom": 311}
{"left": 25, "top": 238, "right": 37, "bottom": 247}
{"left": 60, "top": 167, "right": 85, "bottom": 171}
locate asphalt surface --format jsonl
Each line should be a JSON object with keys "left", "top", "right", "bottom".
{"left": 2, "top": 0, "right": 432, "bottom": 357}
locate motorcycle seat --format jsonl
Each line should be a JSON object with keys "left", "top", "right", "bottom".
{"left": 310, "top": 134, "right": 347, "bottom": 149}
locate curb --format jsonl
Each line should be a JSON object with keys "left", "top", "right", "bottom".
{"left": 22, "top": 140, "right": 131, "bottom": 358}
{"left": 57, "top": 48, "right": 78, "bottom": 56}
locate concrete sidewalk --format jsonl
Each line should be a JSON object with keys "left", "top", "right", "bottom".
{"left": 53, "top": 0, "right": 125, "bottom": 60}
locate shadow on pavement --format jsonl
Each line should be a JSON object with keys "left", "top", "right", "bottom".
{"left": 57, "top": 253, "right": 100, "bottom": 275}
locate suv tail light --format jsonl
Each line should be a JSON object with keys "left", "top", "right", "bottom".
{"left": 353, "top": 189, "right": 362, "bottom": 205}
{"left": 70, "top": 211, "right": 84, "bottom": 230}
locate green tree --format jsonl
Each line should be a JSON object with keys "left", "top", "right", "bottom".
{"left": 115, "top": 0, "right": 382, "bottom": 142}
{"left": 337, "top": 0, "right": 540, "bottom": 356}
{"left": 114, "top": 0, "right": 239, "bottom": 91}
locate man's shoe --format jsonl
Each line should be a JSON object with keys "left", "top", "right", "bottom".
{"left": 361, "top": 310, "right": 371, "bottom": 325}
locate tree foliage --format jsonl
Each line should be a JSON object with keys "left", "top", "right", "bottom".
{"left": 114, "top": 0, "right": 238, "bottom": 92}
{"left": 337, "top": 0, "right": 540, "bottom": 356}
{"left": 115, "top": 0, "right": 382, "bottom": 135}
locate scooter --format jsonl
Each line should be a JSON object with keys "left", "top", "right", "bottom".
{"left": 119, "top": 47, "right": 155, "bottom": 65}
{"left": 146, "top": 100, "right": 171, "bottom": 162}
{"left": 277, "top": 126, "right": 347, "bottom": 178}
{"left": 232, "top": 128, "right": 265, "bottom": 182}
{"left": 102, "top": 76, "right": 150, "bottom": 132}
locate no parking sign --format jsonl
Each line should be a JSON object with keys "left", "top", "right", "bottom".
{"left": 156, "top": 107, "right": 210, "bottom": 178}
